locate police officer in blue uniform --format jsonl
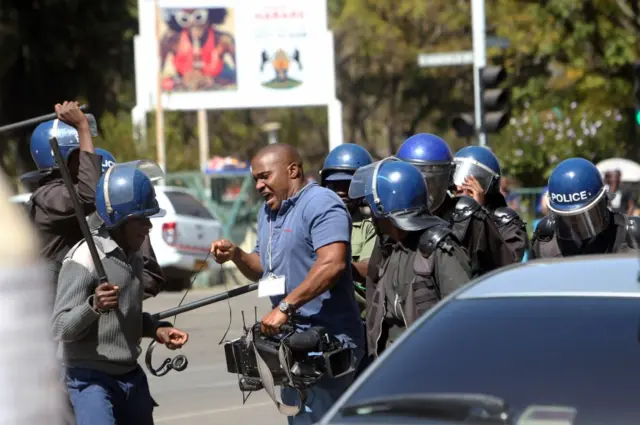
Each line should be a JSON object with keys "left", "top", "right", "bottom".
{"left": 87, "top": 150, "right": 166, "bottom": 298}
{"left": 395, "top": 133, "right": 516, "bottom": 276}
{"left": 531, "top": 157, "right": 640, "bottom": 258}
{"left": 23, "top": 102, "right": 102, "bottom": 289}
{"left": 350, "top": 158, "right": 471, "bottom": 355}
{"left": 452, "top": 146, "right": 529, "bottom": 261}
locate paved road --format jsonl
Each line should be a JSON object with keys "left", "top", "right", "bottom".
{"left": 143, "top": 286, "right": 285, "bottom": 425}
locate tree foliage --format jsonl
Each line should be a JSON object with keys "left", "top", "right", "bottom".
{"left": 0, "top": 0, "right": 639, "bottom": 188}
{"left": 494, "top": 102, "right": 628, "bottom": 186}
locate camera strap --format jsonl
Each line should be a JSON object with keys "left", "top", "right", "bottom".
{"left": 246, "top": 330, "right": 305, "bottom": 416}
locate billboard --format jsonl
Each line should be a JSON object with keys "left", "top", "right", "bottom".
{"left": 134, "top": 0, "right": 334, "bottom": 112}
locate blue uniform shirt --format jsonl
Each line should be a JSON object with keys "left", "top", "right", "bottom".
{"left": 253, "top": 182, "right": 364, "bottom": 347}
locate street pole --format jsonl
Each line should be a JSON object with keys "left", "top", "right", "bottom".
{"left": 471, "top": 0, "right": 487, "bottom": 147}
{"left": 261, "top": 122, "right": 281, "bottom": 145}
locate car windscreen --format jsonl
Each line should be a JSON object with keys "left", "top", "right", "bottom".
{"left": 163, "top": 191, "right": 214, "bottom": 219}
{"left": 331, "top": 297, "right": 640, "bottom": 425}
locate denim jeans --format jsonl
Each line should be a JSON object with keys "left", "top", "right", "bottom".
{"left": 64, "top": 365, "right": 154, "bottom": 425}
{"left": 281, "top": 347, "right": 364, "bottom": 425}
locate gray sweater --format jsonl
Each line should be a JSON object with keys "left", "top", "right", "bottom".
{"left": 51, "top": 229, "right": 164, "bottom": 375}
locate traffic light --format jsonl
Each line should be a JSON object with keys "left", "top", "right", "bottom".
{"left": 452, "top": 64, "right": 511, "bottom": 138}
{"left": 634, "top": 61, "right": 640, "bottom": 127}
{"left": 451, "top": 113, "right": 475, "bottom": 138}
{"left": 482, "top": 65, "right": 510, "bottom": 132}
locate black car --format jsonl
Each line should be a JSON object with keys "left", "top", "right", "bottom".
{"left": 319, "top": 253, "right": 640, "bottom": 425}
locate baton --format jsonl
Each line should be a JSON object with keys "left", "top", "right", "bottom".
{"left": 49, "top": 135, "right": 109, "bottom": 286}
{"left": 152, "top": 283, "right": 259, "bottom": 321}
{"left": 0, "top": 104, "right": 89, "bottom": 133}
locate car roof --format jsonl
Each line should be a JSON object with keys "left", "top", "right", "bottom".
{"left": 318, "top": 253, "right": 640, "bottom": 424}
{"left": 153, "top": 185, "right": 196, "bottom": 195}
{"left": 8, "top": 186, "right": 203, "bottom": 205}
{"left": 457, "top": 253, "right": 640, "bottom": 300}
{"left": 153, "top": 185, "right": 208, "bottom": 202}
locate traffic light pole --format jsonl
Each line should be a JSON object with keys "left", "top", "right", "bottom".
{"left": 417, "top": 0, "right": 509, "bottom": 144}
{"left": 471, "top": 0, "right": 487, "bottom": 147}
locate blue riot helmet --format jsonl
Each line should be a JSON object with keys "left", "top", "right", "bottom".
{"left": 94, "top": 148, "right": 116, "bottom": 174}
{"left": 29, "top": 119, "right": 81, "bottom": 171}
{"left": 452, "top": 146, "right": 501, "bottom": 194}
{"left": 348, "top": 157, "right": 441, "bottom": 231}
{"left": 547, "top": 157, "right": 609, "bottom": 243}
{"left": 319, "top": 143, "right": 373, "bottom": 185}
{"left": 395, "top": 133, "right": 455, "bottom": 212}
{"left": 96, "top": 161, "right": 166, "bottom": 229}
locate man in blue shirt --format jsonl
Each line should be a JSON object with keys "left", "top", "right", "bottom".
{"left": 211, "top": 143, "right": 364, "bottom": 425}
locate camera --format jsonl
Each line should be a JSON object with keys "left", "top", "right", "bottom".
{"left": 224, "top": 322, "right": 354, "bottom": 392}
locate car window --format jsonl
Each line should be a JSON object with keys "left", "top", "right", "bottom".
{"left": 332, "top": 297, "right": 640, "bottom": 425}
{"left": 163, "top": 191, "right": 214, "bottom": 219}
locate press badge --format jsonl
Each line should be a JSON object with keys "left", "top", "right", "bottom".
{"left": 258, "top": 274, "right": 286, "bottom": 298}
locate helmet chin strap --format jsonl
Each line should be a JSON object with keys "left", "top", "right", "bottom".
{"left": 50, "top": 119, "right": 60, "bottom": 159}
{"left": 371, "top": 157, "right": 400, "bottom": 215}
{"left": 103, "top": 166, "right": 114, "bottom": 215}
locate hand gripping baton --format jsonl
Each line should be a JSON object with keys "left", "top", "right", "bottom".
{"left": 0, "top": 105, "right": 92, "bottom": 133}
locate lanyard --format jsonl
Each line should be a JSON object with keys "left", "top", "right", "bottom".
{"left": 267, "top": 213, "right": 274, "bottom": 274}
{"left": 264, "top": 184, "right": 312, "bottom": 275}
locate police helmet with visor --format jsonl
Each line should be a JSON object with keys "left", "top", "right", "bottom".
{"left": 452, "top": 146, "right": 501, "bottom": 194}
{"left": 319, "top": 143, "right": 373, "bottom": 185}
{"left": 348, "top": 157, "right": 441, "bottom": 232}
{"left": 95, "top": 161, "right": 166, "bottom": 229}
{"left": 395, "top": 133, "right": 455, "bottom": 212}
{"left": 89, "top": 157, "right": 165, "bottom": 229}
{"left": 547, "top": 157, "right": 609, "bottom": 243}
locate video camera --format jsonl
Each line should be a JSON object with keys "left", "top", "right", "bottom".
{"left": 224, "top": 319, "right": 355, "bottom": 392}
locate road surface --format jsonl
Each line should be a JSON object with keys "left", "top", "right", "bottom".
{"left": 143, "top": 286, "right": 285, "bottom": 425}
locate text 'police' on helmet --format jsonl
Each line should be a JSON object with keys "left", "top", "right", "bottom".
{"left": 550, "top": 191, "right": 592, "bottom": 204}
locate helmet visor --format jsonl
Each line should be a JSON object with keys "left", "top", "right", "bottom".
{"left": 348, "top": 158, "right": 400, "bottom": 201}
{"left": 324, "top": 171, "right": 354, "bottom": 183}
{"left": 452, "top": 158, "right": 499, "bottom": 193}
{"left": 412, "top": 163, "right": 453, "bottom": 212}
{"left": 118, "top": 160, "right": 165, "bottom": 182}
{"left": 554, "top": 196, "right": 608, "bottom": 242}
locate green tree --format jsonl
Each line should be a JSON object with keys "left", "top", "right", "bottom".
{"left": 494, "top": 102, "right": 628, "bottom": 186}
{"left": 0, "top": 0, "right": 138, "bottom": 175}
{"left": 330, "top": 0, "right": 475, "bottom": 155}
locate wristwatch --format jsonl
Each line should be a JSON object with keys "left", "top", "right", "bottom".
{"left": 278, "top": 301, "right": 295, "bottom": 315}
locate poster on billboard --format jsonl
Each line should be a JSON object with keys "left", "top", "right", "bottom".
{"left": 158, "top": 7, "right": 237, "bottom": 93}
{"left": 134, "top": 0, "right": 333, "bottom": 112}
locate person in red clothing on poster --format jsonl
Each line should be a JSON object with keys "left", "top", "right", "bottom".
{"left": 159, "top": 8, "right": 237, "bottom": 92}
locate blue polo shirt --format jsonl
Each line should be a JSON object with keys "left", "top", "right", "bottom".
{"left": 253, "top": 182, "right": 364, "bottom": 347}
